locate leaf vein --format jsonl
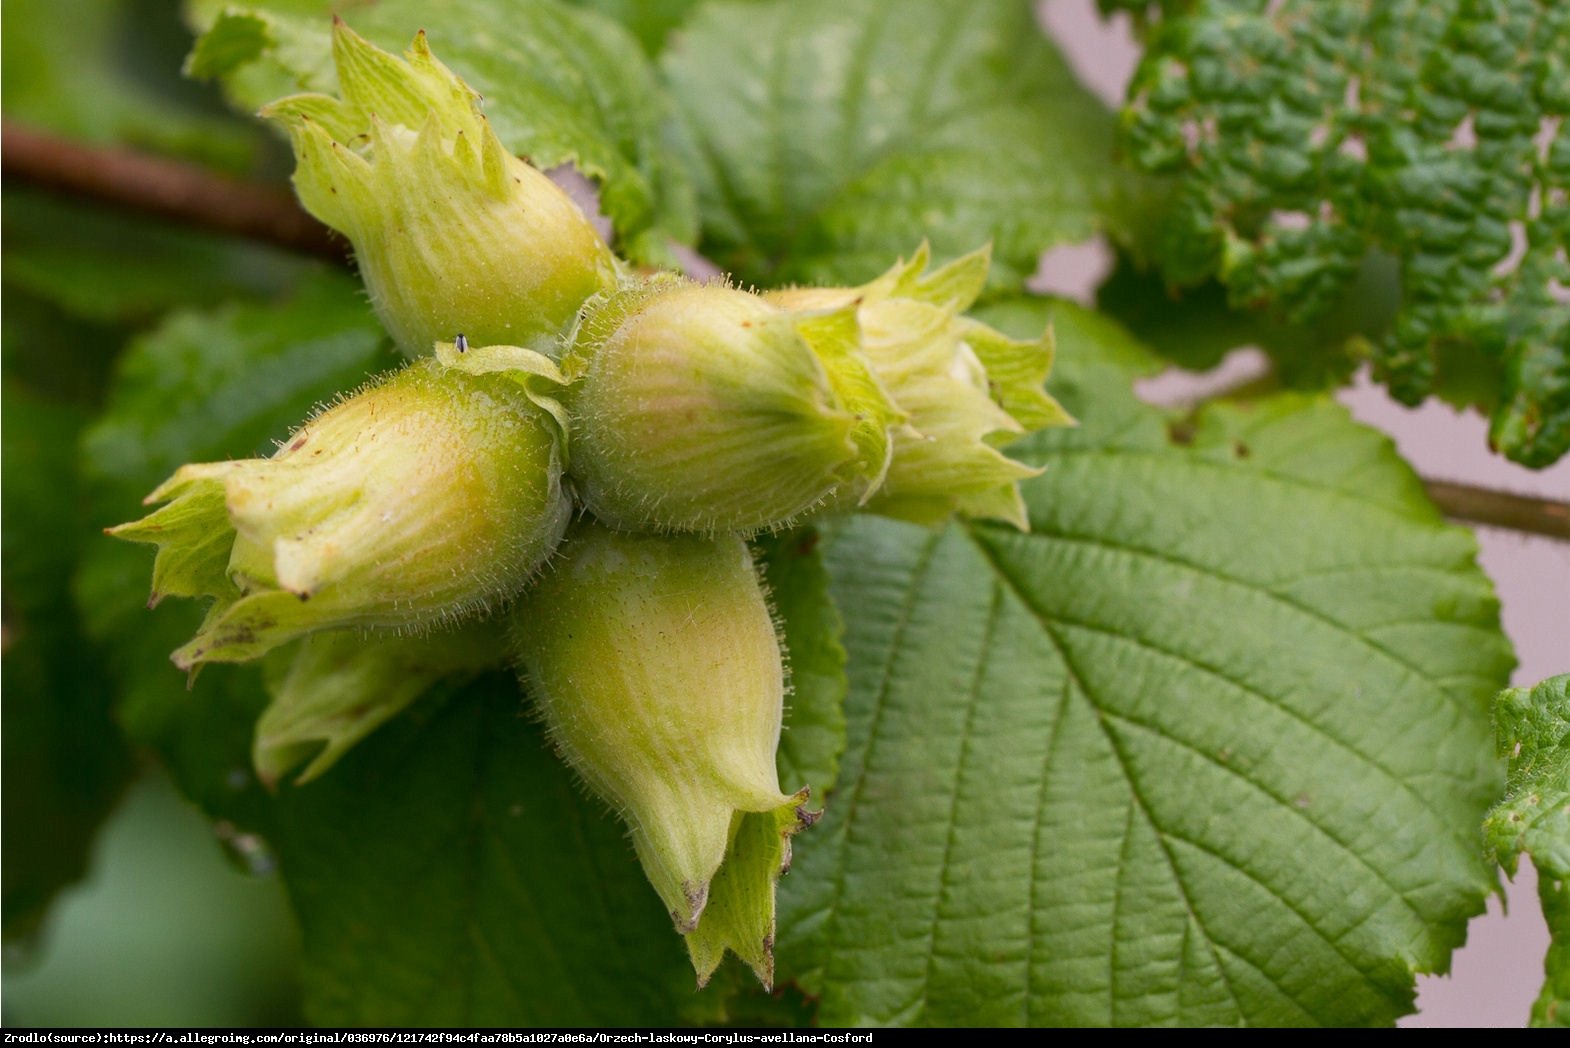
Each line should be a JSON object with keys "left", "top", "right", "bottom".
{"left": 915, "top": 580, "right": 1000, "bottom": 1022}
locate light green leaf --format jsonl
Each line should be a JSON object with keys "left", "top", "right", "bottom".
{"left": 185, "top": 0, "right": 698, "bottom": 263}
{"left": 1539, "top": 877, "right": 1570, "bottom": 1028}
{"left": 1488, "top": 675, "right": 1570, "bottom": 884}
{"left": 779, "top": 298, "right": 1513, "bottom": 1025}
{"left": 76, "top": 272, "right": 396, "bottom": 825}
{"left": 1120, "top": 0, "right": 1570, "bottom": 466}
{"left": 661, "top": 0, "right": 1136, "bottom": 288}
{"left": 1485, "top": 674, "right": 1570, "bottom": 1027}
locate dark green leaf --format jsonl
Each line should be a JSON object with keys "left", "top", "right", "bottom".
{"left": 272, "top": 674, "right": 705, "bottom": 1025}
{"left": 2, "top": 190, "right": 312, "bottom": 329}
{"left": 1485, "top": 674, "right": 1570, "bottom": 1027}
{"left": 185, "top": 0, "right": 698, "bottom": 263}
{"left": 271, "top": 531, "right": 845, "bottom": 1023}
{"left": 1539, "top": 877, "right": 1570, "bottom": 1028}
{"left": 756, "top": 528, "right": 849, "bottom": 797}
{"left": 1120, "top": 0, "right": 1570, "bottom": 466}
{"left": 76, "top": 272, "right": 396, "bottom": 825}
{"left": 661, "top": 0, "right": 1138, "bottom": 288}
{"left": 778, "top": 298, "right": 1513, "bottom": 1025}
{"left": 2, "top": 385, "right": 132, "bottom": 944}
{"left": 1095, "top": 249, "right": 1402, "bottom": 391}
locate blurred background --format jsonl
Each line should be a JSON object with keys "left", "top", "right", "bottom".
{"left": 3, "top": 0, "right": 1565, "bottom": 1027}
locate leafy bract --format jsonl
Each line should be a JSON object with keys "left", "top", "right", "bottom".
{"left": 661, "top": 0, "right": 1139, "bottom": 288}
{"left": 1485, "top": 674, "right": 1570, "bottom": 1027}
{"left": 76, "top": 273, "right": 396, "bottom": 825}
{"left": 73, "top": 270, "right": 850, "bottom": 1016}
{"left": 274, "top": 538, "right": 846, "bottom": 1023}
{"left": 777, "top": 298, "right": 1513, "bottom": 1025}
{"left": 183, "top": 0, "right": 697, "bottom": 263}
{"left": 1119, "top": 0, "right": 1570, "bottom": 466}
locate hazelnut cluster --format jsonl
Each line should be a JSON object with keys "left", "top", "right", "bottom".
{"left": 112, "top": 23, "right": 1067, "bottom": 987}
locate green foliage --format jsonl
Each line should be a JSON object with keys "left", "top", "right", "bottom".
{"left": 3, "top": 0, "right": 1553, "bottom": 1028}
{"left": 270, "top": 675, "right": 701, "bottom": 1025}
{"left": 1120, "top": 0, "right": 1570, "bottom": 467}
{"left": 184, "top": 0, "right": 697, "bottom": 263}
{"left": 3, "top": 0, "right": 259, "bottom": 168}
{"left": 757, "top": 529, "right": 849, "bottom": 795}
{"left": 780, "top": 301, "right": 1512, "bottom": 1025}
{"left": 0, "top": 92, "right": 304, "bottom": 929}
{"left": 1094, "top": 250, "right": 1402, "bottom": 390}
{"left": 661, "top": 0, "right": 1139, "bottom": 288}
{"left": 1, "top": 386, "right": 131, "bottom": 944}
{"left": 2, "top": 772, "right": 302, "bottom": 1025}
{"left": 71, "top": 284, "right": 849, "bottom": 1021}
{"left": 76, "top": 274, "right": 397, "bottom": 825}
{"left": 1485, "top": 675, "right": 1570, "bottom": 1026}
{"left": 3, "top": 191, "right": 310, "bottom": 327}
{"left": 562, "top": 0, "right": 709, "bottom": 55}
{"left": 185, "top": 0, "right": 1148, "bottom": 283}
{"left": 269, "top": 546, "right": 845, "bottom": 1024}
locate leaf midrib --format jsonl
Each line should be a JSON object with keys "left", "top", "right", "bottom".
{"left": 969, "top": 534, "right": 1415, "bottom": 1025}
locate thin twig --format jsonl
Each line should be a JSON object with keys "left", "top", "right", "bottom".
{"left": 1424, "top": 480, "right": 1570, "bottom": 542}
{"left": 2, "top": 120, "right": 348, "bottom": 265}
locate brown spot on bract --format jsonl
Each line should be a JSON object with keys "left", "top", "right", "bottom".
{"left": 1167, "top": 419, "right": 1197, "bottom": 446}
{"left": 1233, "top": 439, "right": 1251, "bottom": 459}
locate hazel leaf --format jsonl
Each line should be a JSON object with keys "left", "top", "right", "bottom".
{"left": 661, "top": 0, "right": 1138, "bottom": 288}
{"left": 778, "top": 297, "right": 1513, "bottom": 1025}
{"left": 1119, "top": 0, "right": 1570, "bottom": 466}
{"left": 1484, "top": 674, "right": 1570, "bottom": 1027}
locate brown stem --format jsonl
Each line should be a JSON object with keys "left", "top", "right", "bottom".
{"left": 1424, "top": 480, "right": 1570, "bottom": 542}
{"left": 2, "top": 120, "right": 348, "bottom": 265}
